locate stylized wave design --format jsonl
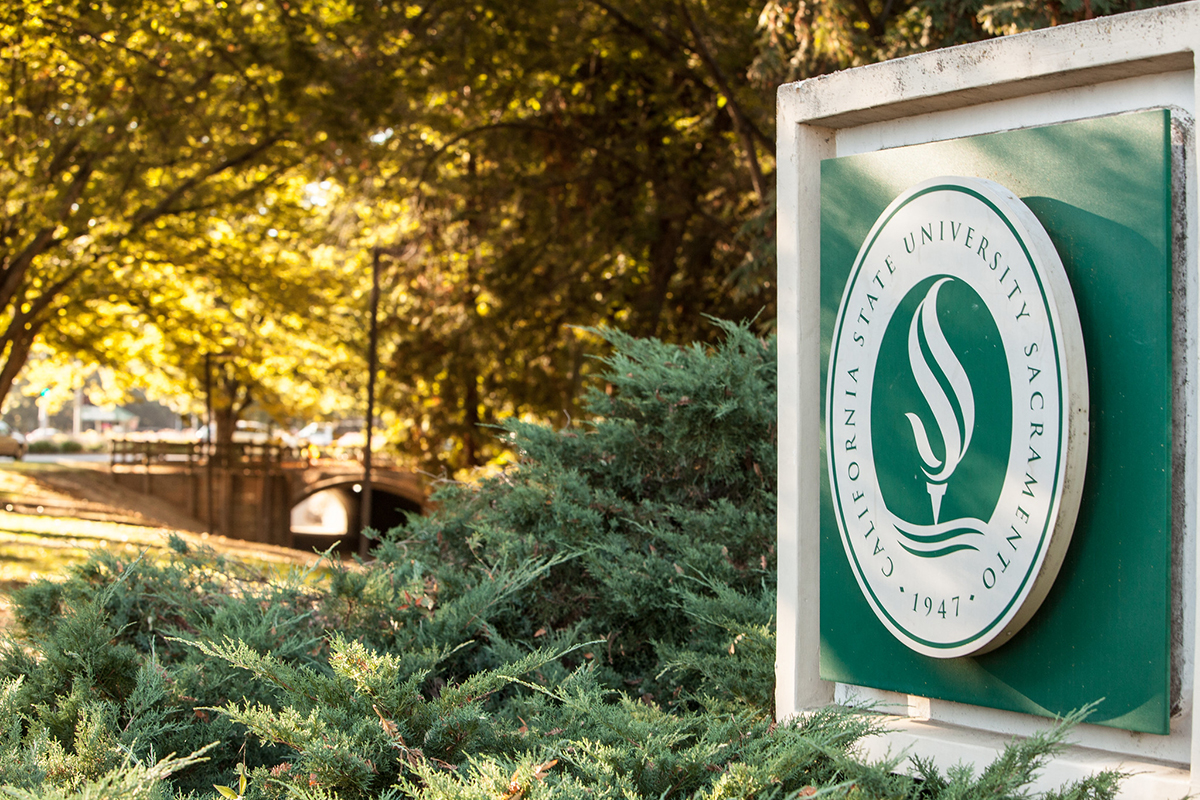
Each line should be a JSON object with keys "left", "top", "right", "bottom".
{"left": 898, "top": 542, "right": 980, "bottom": 558}
{"left": 896, "top": 526, "right": 984, "bottom": 544}
{"left": 905, "top": 278, "right": 975, "bottom": 484}
{"left": 893, "top": 516, "right": 987, "bottom": 559}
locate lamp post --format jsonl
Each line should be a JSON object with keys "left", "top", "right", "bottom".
{"left": 359, "top": 248, "right": 380, "bottom": 558}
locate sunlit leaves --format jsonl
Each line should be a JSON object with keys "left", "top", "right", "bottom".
{"left": 0, "top": 0, "right": 411, "bottom": 424}
{"left": 12, "top": 0, "right": 1152, "bottom": 474}
{"left": 285, "top": 0, "right": 784, "bottom": 472}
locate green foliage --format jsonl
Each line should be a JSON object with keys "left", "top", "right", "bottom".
{"left": 26, "top": 439, "right": 84, "bottom": 455}
{"left": 5, "top": 0, "right": 1180, "bottom": 472}
{"left": 0, "top": 745, "right": 216, "bottom": 800}
{"left": 0, "top": 544, "right": 327, "bottom": 793}
{"left": 0, "top": 323, "right": 1121, "bottom": 799}
{"left": 752, "top": 0, "right": 1179, "bottom": 82}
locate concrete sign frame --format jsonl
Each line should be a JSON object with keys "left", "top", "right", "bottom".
{"left": 776, "top": 4, "right": 1200, "bottom": 797}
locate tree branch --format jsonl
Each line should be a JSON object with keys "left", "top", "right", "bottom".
{"left": 850, "top": 0, "right": 884, "bottom": 38}
{"left": 0, "top": 155, "right": 96, "bottom": 313}
{"left": 0, "top": 320, "right": 42, "bottom": 407}
{"left": 127, "top": 134, "right": 286, "bottom": 229}
{"left": 586, "top": 0, "right": 773, "bottom": 153}
{"left": 675, "top": 1, "right": 766, "bottom": 201}
{"left": 415, "top": 121, "right": 565, "bottom": 190}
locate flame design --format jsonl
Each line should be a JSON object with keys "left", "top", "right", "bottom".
{"left": 903, "top": 278, "right": 974, "bottom": 522}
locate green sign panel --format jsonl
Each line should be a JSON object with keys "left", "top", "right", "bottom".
{"left": 819, "top": 110, "right": 1173, "bottom": 734}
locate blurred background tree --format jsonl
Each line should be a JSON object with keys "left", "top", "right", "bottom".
{"left": 1, "top": 0, "right": 1173, "bottom": 473}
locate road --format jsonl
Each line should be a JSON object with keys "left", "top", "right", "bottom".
{"left": 24, "top": 453, "right": 111, "bottom": 463}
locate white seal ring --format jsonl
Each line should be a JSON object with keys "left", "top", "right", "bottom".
{"left": 826, "top": 176, "right": 1088, "bottom": 658}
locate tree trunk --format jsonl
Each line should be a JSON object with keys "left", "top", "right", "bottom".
{"left": 462, "top": 375, "right": 481, "bottom": 468}
{"left": 0, "top": 322, "right": 45, "bottom": 409}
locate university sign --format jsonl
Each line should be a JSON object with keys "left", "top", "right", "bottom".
{"left": 826, "top": 177, "right": 1089, "bottom": 658}
{"left": 780, "top": 9, "right": 1187, "bottom": 791}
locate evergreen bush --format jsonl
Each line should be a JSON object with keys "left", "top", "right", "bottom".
{"left": 0, "top": 321, "right": 1120, "bottom": 799}
{"left": 24, "top": 439, "right": 85, "bottom": 455}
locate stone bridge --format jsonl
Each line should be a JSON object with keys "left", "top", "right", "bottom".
{"left": 108, "top": 442, "right": 427, "bottom": 550}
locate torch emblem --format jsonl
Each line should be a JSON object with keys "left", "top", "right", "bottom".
{"left": 903, "top": 277, "right": 974, "bottom": 524}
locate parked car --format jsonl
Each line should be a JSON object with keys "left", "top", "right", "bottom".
{"left": 196, "top": 420, "right": 296, "bottom": 447}
{"left": 295, "top": 421, "right": 335, "bottom": 448}
{"left": 334, "top": 430, "right": 387, "bottom": 450}
{"left": 296, "top": 421, "right": 365, "bottom": 450}
{"left": 0, "top": 423, "right": 25, "bottom": 460}
{"left": 25, "top": 427, "right": 59, "bottom": 443}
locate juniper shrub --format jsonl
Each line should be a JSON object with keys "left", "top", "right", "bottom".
{"left": 0, "top": 321, "right": 1120, "bottom": 800}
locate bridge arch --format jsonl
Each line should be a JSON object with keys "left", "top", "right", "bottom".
{"left": 107, "top": 443, "right": 429, "bottom": 551}
{"left": 291, "top": 473, "right": 426, "bottom": 509}
{"left": 288, "top": 473, "right": 426, "bottom": 554}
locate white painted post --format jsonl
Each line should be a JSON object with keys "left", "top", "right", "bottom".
{"left": 775, "top": 100, "right": 835, "bottom": 717}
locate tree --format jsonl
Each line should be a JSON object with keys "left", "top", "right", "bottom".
{"left": 305, "top": 0, "right": 781, "bottom": 473}
{"left": 41, "top": 173, "right": 372, "bottom": 444}
{"left": 750, "top": 0, "right": 1175, "bottom": 82}
{"left": 6, "top": 0, "right": 1176, "bottom": 470}
{"left": 284, "top": 0, "right": 1178, "bottom": 474}
{"left": 0, "top": 0, "right": 401, "bottom": 420}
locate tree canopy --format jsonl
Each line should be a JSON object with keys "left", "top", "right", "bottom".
{"left": 1, "top": 0, "right": 1172, "bottom": 471}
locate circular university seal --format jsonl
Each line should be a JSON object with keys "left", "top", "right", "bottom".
{"left": 826, "top": 176, "right": 1089, "bottom": 658}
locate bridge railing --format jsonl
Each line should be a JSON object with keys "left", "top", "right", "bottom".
{"left": 110, "top": 439, "right": 309, "bottom": 469}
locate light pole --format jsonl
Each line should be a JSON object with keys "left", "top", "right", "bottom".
{"left": 359, "top": 248, "right": 380, "bottom": 558}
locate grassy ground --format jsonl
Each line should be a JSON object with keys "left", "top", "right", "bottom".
{"left": 0, "top": 460, "right": 323, "bottom": 630}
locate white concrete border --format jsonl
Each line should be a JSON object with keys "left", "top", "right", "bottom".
{"left": 776, "top": 5, "right": 1200, "bottom": 797}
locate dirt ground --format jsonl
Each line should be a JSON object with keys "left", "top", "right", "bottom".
{"left": 0, "top": 460, "right": 321, "bottom": 631}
